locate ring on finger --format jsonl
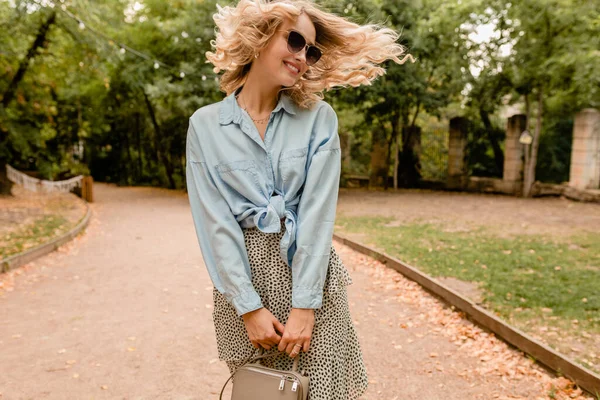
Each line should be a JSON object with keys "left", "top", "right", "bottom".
{"left": 291, "top": 343, "right": 302, "bottom": 355}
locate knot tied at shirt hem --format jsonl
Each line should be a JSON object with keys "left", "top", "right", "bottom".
{"left": 252, "top": 194, "right": 297, "bottom": 267}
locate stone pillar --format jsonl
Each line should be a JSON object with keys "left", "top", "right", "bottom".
{"left": 447, "top": 117, "right": 468, "bottom": 189}
{"left": 503, "top": 114, "right": 526, "bottom": 194}
{"left": 569, "top": 109, "right": 600, "bottom": 190}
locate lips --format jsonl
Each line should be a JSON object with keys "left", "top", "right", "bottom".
{"left": 283, "top": 61, "right": 299, "bottom": 74}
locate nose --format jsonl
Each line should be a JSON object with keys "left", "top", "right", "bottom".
{"left": 294, "top": 47, "right": 307, "bottom": 65}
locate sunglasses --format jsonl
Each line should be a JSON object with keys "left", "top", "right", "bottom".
{"left": 285, "top": 30, "right": 322, "bottom": 66}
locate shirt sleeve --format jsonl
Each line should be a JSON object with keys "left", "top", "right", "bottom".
{"left": 291, "top": 103, "right": 342, "bottom": 309}
{"left": 185, "top": 118, "right": 264, "bottom": 317}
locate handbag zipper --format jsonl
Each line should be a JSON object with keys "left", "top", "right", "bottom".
{"left": 244, "top": 366, "right": 300, "bottom": 391}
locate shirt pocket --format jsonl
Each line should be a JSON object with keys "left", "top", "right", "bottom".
{"left": 215, "top": 159, "right": 261, "bottom": 210}
{"left": 278, "top": 146, "right": 308, "bottom": 189}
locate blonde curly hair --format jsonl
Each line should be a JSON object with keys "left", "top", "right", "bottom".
{"left": 206, "top": 0, "right": 415, "bottom": 109}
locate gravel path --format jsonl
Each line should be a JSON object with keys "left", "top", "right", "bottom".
{"left": 0, "top": 183, "right": 592, "bottom": 399}
{"left": 337, "top": 188, "right": 600, "bottom": 238}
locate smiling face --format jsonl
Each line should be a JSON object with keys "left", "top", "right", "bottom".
{"left": 255, "top": 12, "right": 317, "bottom": 88}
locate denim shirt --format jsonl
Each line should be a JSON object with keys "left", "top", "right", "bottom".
{"left": 185, "top": 86, "right": 341, "bottom": 316}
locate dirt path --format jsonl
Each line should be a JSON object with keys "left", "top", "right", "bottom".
{"left": 337, "top": 188, "right": 600, "bottom": 238}
{"left": 0, "top": 184, "right": 592, "bottom": 399}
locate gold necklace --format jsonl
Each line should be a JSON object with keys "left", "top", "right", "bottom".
{"left": 236, "top": 93, "right": 273, "bottom": 125}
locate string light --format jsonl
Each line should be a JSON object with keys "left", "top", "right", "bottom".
{"left": 51, "top": 3, "right": 208, "bottom": 81}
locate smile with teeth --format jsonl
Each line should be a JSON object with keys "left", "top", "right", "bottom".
{"left": 284, "top": 61, "right": 299, "bottom": 74}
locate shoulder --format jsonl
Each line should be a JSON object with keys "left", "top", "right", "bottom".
{"left": 302, "top": 100, "right": 339, "bottom": 150}
{"left": 189, "top": 101, "right": 222, "bottom": 130}
{"left": 309, "top": 100, "right": 338, "bottom": 135}
{"left": 186, "top": 101, "right": 223, "bottom": 160}
{"left": 295, "top": 99, "right": 338, "bottom": 137}
{"left": 303, "top": 99, "right": 337, "bottom": 120}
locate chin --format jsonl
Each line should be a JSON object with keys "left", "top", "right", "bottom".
{"left": 281, "top": 81, "right": 298, "bottom": 88}
{"left": 280, "top": 76, "right": 298, "bottom": 88}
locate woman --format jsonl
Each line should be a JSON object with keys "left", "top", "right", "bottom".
{"left": 185, "top": 0, "right": 412, "bottom": 398}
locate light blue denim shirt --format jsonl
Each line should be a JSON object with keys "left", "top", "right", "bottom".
{"left": 185, "top": 86, "right": 341, "bottom": 316}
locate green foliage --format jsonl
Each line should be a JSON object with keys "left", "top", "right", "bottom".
{"left": 1, "top": 0, "right": 220, "bottom": 188}
{"left": 0, "top": 0, "right": 597, "bottom": 189}
{"left": 535, "top": 117, "right": 572, "bottom": 184}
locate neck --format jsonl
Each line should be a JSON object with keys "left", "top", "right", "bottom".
{"left": 237, "top": 67, "right": 282, "bottom": 117}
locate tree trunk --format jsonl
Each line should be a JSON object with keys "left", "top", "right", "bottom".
{"left": 397, "top": 125, "right": 422, "bottom": 188}
{"left": 142, "top": 91, "right": 175, "bottom": 189}
{"left": 124, "top": 126, "right": 133, "bottom": 184}
{"left": 383, "top": 115, "right": 398, "bottom": 191}
{"left": 0, "top": 10, "right": 57, "bottom": 196}
{"left": 135, "top": 112, "right": 144, "bottom": 180}
{"left": 523, "top": 93, "right": 531, "bottom": 192}
{"left": 121, "top": 128, "right": 132, "bottom": 185}
{"left": 369, "top": 126, "right": 388, "bottom": 188}
{"left": 393, "top": 133, "right": 399, "bottom": 190}
{"left": 390, "top": 113, "right": 401, "bottom": 190}
{"left": 523, "top": 87, "right": 543, "bottom": 197}
{"left": 2, "top": 11, "right": 56, "bottom": 108}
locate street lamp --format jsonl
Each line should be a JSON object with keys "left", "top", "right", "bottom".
{"left": 519, "top": 129, "right": 533, "bottom": 145}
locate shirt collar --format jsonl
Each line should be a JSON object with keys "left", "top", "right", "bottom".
{"left": 219, "top": 86, "right": 297, "bottom": 125}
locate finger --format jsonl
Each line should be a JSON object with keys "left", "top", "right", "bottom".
{"left": 268, "top": 336, "right": 281, "bottom": 347}
{"left": 251, "top": 340, "right": 259, "bottom": 349}
{"left": 278, "top": 336, "right": 289, "bottom": 352}
{"left": 261, "top": 343, "right": 271, "bottom": 350}
{"left": 273, "top": 319, "right": 285, "bottom": 336}
{"left": 290, "top": 344, "right": 302, "bottom": 358}
{"left": 269, "top": 328, "right": 282, "bottom": 343}
{"left": 303, "top": 339, "right": 310, "bottom": 353}
{"left": 285, "top": 342, "right": 297, "bottom": 355}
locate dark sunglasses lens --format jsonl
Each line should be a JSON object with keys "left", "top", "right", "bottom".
{"left": 306, "top": 47, "right": 322, "bottom": 66}
{"left": 287, "top": 31, "right": 306, "bottom": 52}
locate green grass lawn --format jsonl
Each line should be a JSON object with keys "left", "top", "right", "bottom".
{"left": 0, "top": 214, "right": 70, "bottom": 259}
{"left": 335, "top": 215, "right": 600, "bottom": 374}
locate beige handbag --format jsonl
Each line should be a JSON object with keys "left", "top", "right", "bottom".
{"left": 219, "top": 347, "right": 310, "bottom": 400}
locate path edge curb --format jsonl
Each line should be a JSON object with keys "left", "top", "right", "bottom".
{"left": 1, "top": 200, "right": 92, "bottom": 274}
{"left": 333, "top": 231, "right": 600, "bottom": 397}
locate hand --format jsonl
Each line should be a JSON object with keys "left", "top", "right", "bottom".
{"left": 278, "top": 308, "right": 315, "bottom": 357}
{"left": 242, "top": 307, "right": 285, "bottom": 350}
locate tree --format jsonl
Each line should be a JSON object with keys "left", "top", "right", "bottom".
{"left": 507, "top": 0, "right": 599, "bottom": 196}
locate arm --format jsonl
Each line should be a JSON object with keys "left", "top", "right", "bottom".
{"left": 185, "top": 118, "right": 263, "bottom": 317}
{"left": 291, "top": 104, "right": 342, "bottom": 309}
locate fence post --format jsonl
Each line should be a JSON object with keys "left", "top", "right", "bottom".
{"left": 82, "top": 175, "right": 94, "bottom": 202}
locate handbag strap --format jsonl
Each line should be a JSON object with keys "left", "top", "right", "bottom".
{"left": 219, "top": 347, "right": 301, "bottom": 400}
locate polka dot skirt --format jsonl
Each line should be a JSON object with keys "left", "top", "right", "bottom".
{"left": 212, "top": 218, "right": 369, "bottom": 399}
